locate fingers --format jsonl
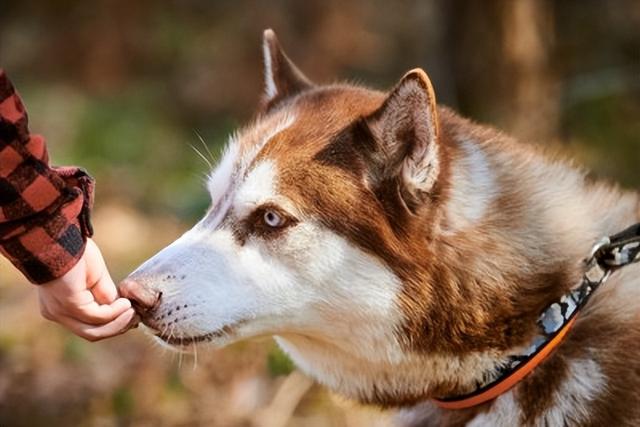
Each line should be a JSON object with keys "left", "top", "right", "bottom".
{"left": 61, "top": 296, "right": 132, "bottom": 325}
{"left": 37, "top": 239, "right": 139, "bottom": 340}
{"left": 91, "top": 270, "right": 118, "bottom": 304}
{"left": 55, "top": 308, "right": 137, "bottom": 342}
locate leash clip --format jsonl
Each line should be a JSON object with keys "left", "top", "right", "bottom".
{"left": 587, "top": 236, "right": 610, "bottom": 264}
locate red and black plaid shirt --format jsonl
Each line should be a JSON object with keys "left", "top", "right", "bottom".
{"left": 0, "top": 69, "right": 94, "bottom": 284}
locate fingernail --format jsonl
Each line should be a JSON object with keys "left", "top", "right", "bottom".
{"left": 117, "top": 298, "right": 132, "bottom": 309}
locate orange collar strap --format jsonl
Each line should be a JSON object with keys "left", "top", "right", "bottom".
{"left": 433, "top": 315, "right": 578, "bottom": 410}
{"left": 432, "top": 223, "right": 640, "bottom": 410}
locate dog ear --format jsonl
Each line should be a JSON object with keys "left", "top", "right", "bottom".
{"left": 262, "top": 29, "right": 314, "bottom": 109}
{"left": 365, "top": 68, "right": 441, "bottom": 211}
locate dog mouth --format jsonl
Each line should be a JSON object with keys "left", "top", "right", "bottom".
{"left": 153, "top": 321, "right": 247, "bottom": 346}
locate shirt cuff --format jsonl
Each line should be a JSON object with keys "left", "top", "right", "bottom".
{"left": 0, "top": 169, "right": 95, "bottom": 284}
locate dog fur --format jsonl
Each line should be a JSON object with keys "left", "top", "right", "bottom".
{"left": 122, "top": 30, "right": 640, "bottom": 426}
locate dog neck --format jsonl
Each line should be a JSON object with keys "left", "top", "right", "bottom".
{"left": 275, "top": 332, "right": 511, "bottom": 406}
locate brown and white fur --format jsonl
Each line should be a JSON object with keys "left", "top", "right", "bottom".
{"left": 120, "top": 30, "right": 640, "bottom": 426}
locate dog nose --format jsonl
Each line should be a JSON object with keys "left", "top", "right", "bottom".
{"left": 118, "top": 278, "right": 162, "bottom": 313}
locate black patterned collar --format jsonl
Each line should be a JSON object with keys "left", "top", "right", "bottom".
{"left": 434, "top": 223, "right": 640, "bottom": 410}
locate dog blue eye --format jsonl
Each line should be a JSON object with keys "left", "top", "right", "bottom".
{"left": 263, "top": 210, "right": 283, "bottom": 228}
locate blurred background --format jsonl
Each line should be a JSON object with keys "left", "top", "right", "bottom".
{"left": 0, "top": 1, "right": 638, "bottom": 426}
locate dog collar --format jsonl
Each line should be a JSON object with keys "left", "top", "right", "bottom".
{"left": 433, "top": 223, "right": 640, "bottom": 410}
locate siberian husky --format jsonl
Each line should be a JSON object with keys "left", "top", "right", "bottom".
{"left": 120, "top": 30, "right": 640, "bottom": 426}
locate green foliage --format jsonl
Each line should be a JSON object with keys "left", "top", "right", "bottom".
{"left": 66, "top": 91, "right": 212, "bottom": 220}
{"left": 267, "top": 345, "right": 295, "bottom": 377}
{"left": 62, "top": 335, "right": 86, "bottom": 363}
{"left": 563, "top": 92, "right": 640, "bottom": 188}
{"left": 0, "top": 334, "right": 16, "bottom": 356}
{"left": 112, "top": 386, "right": 135, "bottom": 419}
{"left": 165, "top": 365, "right": 186, "bottom": 395}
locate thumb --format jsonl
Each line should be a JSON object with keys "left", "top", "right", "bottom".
{"left": 84, "top": 239, "right": 119, "bottom": 304}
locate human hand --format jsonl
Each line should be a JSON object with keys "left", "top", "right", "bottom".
{"left": 37, "top": 239, "right": 138, "bottom": 341}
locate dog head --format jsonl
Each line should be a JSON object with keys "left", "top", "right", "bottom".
{"left": 121, "top": 30, "right": 531, "bottom": 404}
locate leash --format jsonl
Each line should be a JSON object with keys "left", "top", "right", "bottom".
{"left": 433, "top": 222, "right": 640, "bottom": 410}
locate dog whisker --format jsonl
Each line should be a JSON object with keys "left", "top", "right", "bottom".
{"left": 190, "top": 143, "right": 213, "bottom": 170}
{"left": 194, "top": 130, "right": 216, "bottom": 164}
{"left": 192, "top": 342, "right": 198, "bottom": 371}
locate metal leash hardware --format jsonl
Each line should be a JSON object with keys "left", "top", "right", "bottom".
{"left": 591, "top": 223, "right": 640, "bottom": 270}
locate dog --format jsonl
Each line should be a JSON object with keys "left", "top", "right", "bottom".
{"left": 119, "top": 29, "right": 640, "bottom": 426}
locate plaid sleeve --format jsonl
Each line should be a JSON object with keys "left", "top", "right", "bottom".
{"left": 0, "top": 69, "right": 94, "bottom": 284}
